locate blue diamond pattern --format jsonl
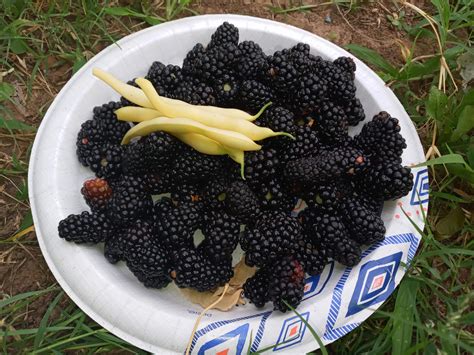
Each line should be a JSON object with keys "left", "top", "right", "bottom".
{"left": 324, "top": 233, "right": 419, "bottom": 341}
{"left": 273, "top": 312, "right": 309, "bottom": 351}
{"left": 198, "top": 323, "right": 249, "bottom": 355}
{"left": 346, "top": 252, "right": 402, "bottom": 317}
{"left": 410, "top": 168, "right": 429, "bottom": 205}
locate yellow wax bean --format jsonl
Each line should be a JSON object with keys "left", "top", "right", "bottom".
{"left": 94, "top": 68, "right": 270, "bottom": 121}
{"left": 174, "top": 133, "right": 227, "bottom": 156}
{"left": 92, "top": 68, "right": 155, "bottom": 109}
{"left": 154, "top": 94, "right": 271, "bottom": 121}
{"left": 121, "top": 116, "right": 261, "bottom": 151}
{"left": 199, "top": 102, "right": 272, "bottom": 122}
{"left": 227, "top": 150, "right": 245, "bottom": 179}
{"left": 135, "top": 78, "right": 294, "bottom": 141}
{"left": 115, "top": 107, "right": 162, "bottom": 122}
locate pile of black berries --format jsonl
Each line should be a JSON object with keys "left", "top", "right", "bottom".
{"left": 59, "top": 22, "right": 414, "bottom": 312}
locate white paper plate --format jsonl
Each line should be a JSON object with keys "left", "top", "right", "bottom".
{"left": 29, "top": 14, "right": 429, "bottom": 354}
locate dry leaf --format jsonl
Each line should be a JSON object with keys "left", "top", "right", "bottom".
{"left": 212, "top": 288, "right": 244, "bottom": 311}
{"left": 180, "top": 288, "right": 220, "bottom": 308}
{"left": 229, "top": 258, "right": 256, "bottom": 287}
{"left": 180, "top": 286, "right": 244, "bottom": 311}
{"left": 179, "top": 259, "right": 255, "bottom": 312}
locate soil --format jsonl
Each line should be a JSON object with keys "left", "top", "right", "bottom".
{"left": 0, "top": 0, "right": 429, "bottom": 347}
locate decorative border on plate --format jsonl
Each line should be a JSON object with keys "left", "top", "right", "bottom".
{"left": 324, "top": 233, "right": 419, "bottom": 341}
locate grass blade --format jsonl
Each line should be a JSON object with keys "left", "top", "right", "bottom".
{"left": 34, "top": 291, "right": 64, "bottom": 349}
{"left": 345, "top": 44, "right": 398, "bottom": 76}
{"left": 0, "top": 288, "right": 58, "bottom": 309}
{"left": 415, "top": 153, "right": 471, "bottom": 168}
{"left": 31, "top": 329, "right": 107, "bottom": 354}
{"left": 0, "top": 326, "right": 73, "bottom": 337}
{"left": 392, "top": 279, "right": 420, "bottom": 355}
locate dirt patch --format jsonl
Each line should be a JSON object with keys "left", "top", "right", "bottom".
{"left": 192, "top": 0, "right": 414, "bottom": 66}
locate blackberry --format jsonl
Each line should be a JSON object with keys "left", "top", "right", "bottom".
{"left": 300, "top": 207, "right": 361, "bottom": 266}
{"left": 362, "top": 163, "right": 413, "bottom": 200}
{"left": 104, "top": 234, "right": 125, "bottom": 264}
{"left": 145, "top": 62, "right": 166, "bottom": 95}
{"left": 87, "top": 143, "right": 124, "bottom": 180}
{"left": 92, "top": 101, "right": 129, "bottom": 143}
{"left": 173, "top": 247, "right": 231, "bottom": 291}
{"left": 296, "top": 73, "right": 328, "bottom": 112}
{"left": 202, "top": 177, "right": 229, "bottom": 210}
{"left": 341, "top": 98, "right": 365, "bottom": 126}
{"left": 155, "top": 203, "right": 201, "bottom": 249}
{"left": 153, "top": 197, "right": 175, "bottom": 217}
{"left": 146, "top": 62, "right": 182, "bottom": 91}
{"left": 190, "top": 82, "right": 216, "bottom": 105}
{"left": 171, "top": 148, "right": 224, "bottom": 181}
{"left": 239, "top": 80, "right": 274, "bottom": 113}
{"left": 302, "top": 179, "right": 352, "bottom": 209}
{"left": 333, "top": 56, "right": 356, "bottom": 80}
{"left": 127, "top": 249, "right": 172, "bottom": 289}
{"left": 144, "top": 171, "right": 176, "bottom": 194}
{"left": 225, "top": 180, "right": 261, "bottom": 224}
{"left": 354, "top": 111, "right": 407, "bottom": 164}
{"left": 243, "top": 147, "right": 280, "bottom": 183}
{"left": 261, "top": 106, "right": 297, "bottom": 134}
{"left": 237, "top": 41, "right": 266, "bottom": 80}
{"left": 241, "top": 211, "right": 302, "bottom": 267}
{"left": 182, "top": 43, "right": 206, "bottom": 74}
{"left": 317, "top": 60, "right": 356, "bottom": 101}
{"left": 315, "top": 101, "right": 349, "bottom": 144}
{"left": 151, "top": 197, "right": 175, "bottom": 229}
{"left": 189, "top": 52, "right": 222, "bottom": 81}
{"left": 121, "top": 140, "right": 149, "bottom": 175}
{"left": 107, "top": 176, "right": 153, "bottom": 226}
{"left": 58, "top": 211, "right": 113, "bottom": 244}
{"left": 290, "top": 45, "right": 321, "bottom": 75}
{"left": 193, "top": 43, "right": 241, "bottom": 82}
{"left": 122, "top": 132, "right": 183, "bottom": 175}
{"left": 268, "top": 256, "right": 305, "bottom": 312}
{"left": 208, "top": 22, "right": 239, "bottom": 49}
{"left": 243, "top": 268, "right": 270, "bottom": 308}
{"left": 278, "top": 125, "right": 319, "bottom": 162}
{"left": 81, "top": 178, "right": 112, "bottom": 211}
{"left": 207, "top": 43, "right": 242, "bottom": 72}
{"left": 119, "top": 220, "right": 155, "bottom": 260}
{"left": 170, "top": 180, "right": 204, "bottom": 206}
{"left": 285, "top": 145, "right": 367, "bottom": 184}
{"left": 358, "top": 193, "right": 385, "bottom": 217}
{"left": 145, "top": 131, "right": 183, "bottom": 157}
{"left": 296, "top": 240, "right": 327, "bottom": 276}
{"left": 76, "top": 120, "right": 104, "bottom": 166}
{"left": 174, "top": 78, "right": 216, "bottom": 106}
{"left": 199, "top": 210, "right": 240, "bottom": 262}
{"left": 252, "top": 178, "right": 296, "bottom": 213}
{"left": 340, "top": 198, "right": 386, "bottom": 245}
{"left": 122, "top": 220, "right": 172, "bottom": 288}
{"left": 264, "top": 50, "right": 299, "bottom": 94}
{"left": 290, "top": 42, "right": 310, "bottom": 57}
{"left": 214, "top": 257, "right": 235, "bottom": 286}
{"left": 213, "top": 73, "right": 240, "bottom": 106}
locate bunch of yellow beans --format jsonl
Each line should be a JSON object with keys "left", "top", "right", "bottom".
{"left": 93, "top": 68, "right": 294, "bottom": 178}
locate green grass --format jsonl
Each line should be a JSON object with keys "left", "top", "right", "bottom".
{"left": 1, "top": 0, "right": 473, "bottom": 353}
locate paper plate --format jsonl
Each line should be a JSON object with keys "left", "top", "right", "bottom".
{"left": 29, "top": 14, "right": 429, "bottom": 354}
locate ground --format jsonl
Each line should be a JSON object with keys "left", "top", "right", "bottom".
{"left": 1, "top": 0, "right": 472, "bottom": 354}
